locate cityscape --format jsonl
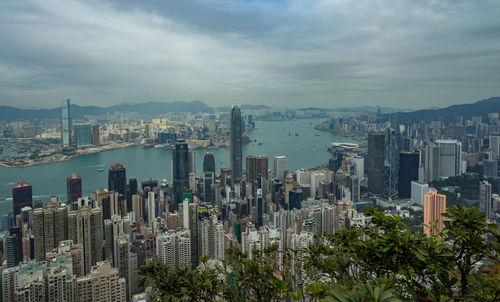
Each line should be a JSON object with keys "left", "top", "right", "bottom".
{"left": 1, "top": 1, "right": 500, "bottom": 302}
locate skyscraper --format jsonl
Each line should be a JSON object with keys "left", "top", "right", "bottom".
{"left": 12, "top": 181, "right": 32, "bottom": 218}
{"left": 203, "top": 152, "right": 216, "bottom": 204}
{"left": 68, "top": 206, "right": 103, "bottom": 275}
{"left": 108, "top": 162, "right": 126, "bottom": 195}
{"left": 113, "top": 233, "right": 131, "bottom": 301}
{"left": 91, "top": 124, "right": 100, "bottom": 146}
{"left": 156, "top": 230, "right": 191, "bottom": 269}
{"left": 61, "top": 98, "right": 72, "bottom": 148}
{"left": 436, "top": 139, "right": 463, "bottom": 179}
{"left": 273, "top": 155, "right": 287, "bottom": 180}
{"left": 384, "top": 128, "right": 399, "bottom": 198}
{"left": 246, "top": 155, "right": 268, "bottom": 182}
{"left": 425, "top": 144, "right": 440, "bottom": 182}
{"left": 398, "top": 152, "right": 419, "bottom": 198}
{"left": 367, "top": 133, "right": 385, "bottom": 194}
{"left": 33, "top": 201, "right": 68, "bottom": 261}
{"left": 230, "top": 105, "right": 243, "bottom": 184}
{"left": 479, "top": 180, "right": 492, "bottom": 220}
{"left": 74, "top": 123, "right": 92, "bottom": 148}
{"left": 172, "top": 139, "right": 189, "bottom": 211}
{"left": 126, "top": 177, "right": 138, "bottom": 213}
{"left": 67, "top": 174, "right": 82, "bottom": 205}
{"left": 423, "top": 190, "right": 446, "bottom": 236}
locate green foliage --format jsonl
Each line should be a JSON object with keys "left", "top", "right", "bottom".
{"left": 142, "top": 205, "right": 499, "bottom": 301}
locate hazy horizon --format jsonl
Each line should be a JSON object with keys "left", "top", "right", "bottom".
{"left": 1, "top": 0, "right": 500, "bottom": 109}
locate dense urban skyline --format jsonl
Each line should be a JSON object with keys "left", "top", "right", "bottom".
{"left": 1, "top": 0, "right": 500, "bottom": 109}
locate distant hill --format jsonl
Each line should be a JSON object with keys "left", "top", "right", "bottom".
{"left": 396, "top": 97, "right": 500, "bottom": 123}
{"left": 333, "top": 105, "right": 413, "bottom": 113}
{"left": 0, "top": 101, "right": 213, "bottom": 121}
{"left": 215, "top": 104, "right": 271, "bottom": 111}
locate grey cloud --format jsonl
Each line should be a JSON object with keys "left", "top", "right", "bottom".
{"left": 0, "top": 0, "right": 499, "bottom": 109}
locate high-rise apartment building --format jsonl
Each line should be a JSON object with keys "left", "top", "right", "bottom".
{"left": 180, "top": 199, "right": 199, "bottom": 267}
{"left": 67, "top": 174, "right": 82, "bottom": 205}
{"left": 61, "top": 98, "right": 72, "bottom": 148}
{"left": 230, "top": 105, "right": 243, "bottom": 184}
{"left": 200, "top": 215, "right": 224, "bottom": 261}
{"left": 76, "top": 261, "right": 126, "bottom": 302}
{"left": 12, "top": 181, "right": 32, "bottom": 219}
{"left": 172, "top": 139, "right": 189, "bottom": 211}
{"left": 483, "top": 159, "right": 498, "bottom": 179}
{"left": 489, "top": 135, "right": 499, "bottom": 158}
{"left": 156, "top": 230, "right": 191, "bottom": 269}
{"left": 423, "top": 190, "right": 446, "bottom": 236}
{"left": 114, "top": 233, "right": 131, "bottom": 301}
{"left": 273, "top": 155, "right": 287, "bottom": 180}
{"left": 68, "top": 206, "right": 103, "bottom": 275}
{"left": 246, "top": 155, "right": 268, "bottom": 182}
{"left": 33, "top": 201, "right": 68, "bottom": 261}
{"left": 367, "top": 133, "right": 385, "bottom": 194}
{"left": 108, "top": 162, "right": 127, "bottom": 195}
{"left": 46, "top": 256, "right": 76, "bottom": 302}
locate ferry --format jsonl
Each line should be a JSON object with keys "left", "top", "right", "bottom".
{"left": 97, "top": 168, "right": 105, "bottom": 172}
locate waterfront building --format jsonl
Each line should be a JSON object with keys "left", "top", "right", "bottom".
{"left": 479, "top": 180, "right": 492, "bottom": 220}
{"left": 12, "top": 181, "right": 32, "bottom": 219}
{"left": 76, "top": 261, "right": 126, "bottom": 302}
{"left": 423, "top": 190, "right": 446, "bottom": 236}
{"left": 108, "top": 162, "right": 127, "bottom": 195}
{"left": 398, "top": 152, "right": 419, "bottom": 199}
{"left": 230, "top": 105, "right": 243, "bottom": 184}
{"left": 91, "top": 124, "right": 100, "bottom": 146}
{"left": 61, "top": 98, "right": 72, "bottom": 148}
{"left": 74, "top": 123, "right": 92, "bottom": 148}
{"left": 273, "top": 155, "right": 287, "bottom": 180}
{"left": 173, "top": 139, "right": 189, "bottom": 211}
{"left": 67, "top": 174, "right": 82, "bottom": 205}
{"left": 367, "top": 133, "right": 385, "bottom": 194}
{"left": 411, "top": 181, "right": 429, "bottom": 206}
{"left": 246, "top": 155, "right": 268, "bottom": 183}
{"left": 33, "top": 201, "right": 68, "bottom": 261}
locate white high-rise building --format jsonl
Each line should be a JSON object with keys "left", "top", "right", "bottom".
{"left": 241, "top": 224, "right": 283, "bottom": 266}
{"left": 76, "top": 261, "right": 126, "bottom": 302}
{"left": 296, "top": 170, "right": 311, "bottom": 186}
{"left": 147, "top": 191, "right": 155, "bottom": 224}
{"left": 436, "top": 140, "right": 462, "bottom": 179}
{"left": 156, "top": 230, "right": 191, "bottom": 269}
{"left": 411, "top": 181, "right": 429, "bottom": 206}
{"left": 354, "top": 156, "right": 365, "bottom": 179}
{"left": 273, "top": 155, "right": 287, "bottom": 180}
{"left": 200, "top": 215, "right": 225, "bottom": 261}
{"left": 310, "top": 171, "right": 326, "bottom": 199}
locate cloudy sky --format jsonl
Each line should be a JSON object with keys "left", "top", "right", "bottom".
{"left": 1, "top": 0, "right": 499, "bottom": 109}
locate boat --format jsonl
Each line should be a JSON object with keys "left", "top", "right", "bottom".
{"left": 288, "top": 133, "right": 291, "bottom": 136}
{"left": 0, "top": 197, "right": 5, "bottom": 201}
{"left": 295, "top": 133, "right": 299, "bottom": 136}
{"left": 315, "top": 134, "right": 320, "bottom": 136}
{"left": 258, "top": 142, "right": 263, "bottom": 145}
{"left": 97, "top": 168, "right": 105, "bottom": 172}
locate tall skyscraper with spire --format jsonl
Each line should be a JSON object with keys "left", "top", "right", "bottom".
{"left": 230, "top": 105, "right": 242, "bottom": 184}
{"left": 61, "top": 98, "right": 72, "bottom": 148}
{"left": 173, "top": 139, "right": 189, "bottom": 211}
